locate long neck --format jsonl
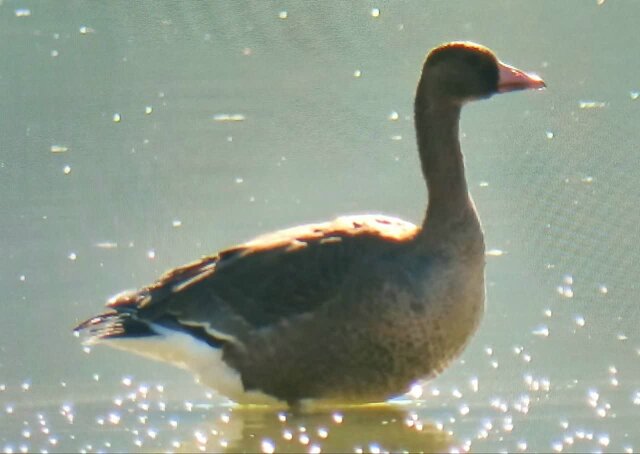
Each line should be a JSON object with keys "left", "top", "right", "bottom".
{"left": 414, "top": 92, "right": 478, "bottom": 233}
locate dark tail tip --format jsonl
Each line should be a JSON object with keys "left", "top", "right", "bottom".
{"left": 73, "top": 311, "right": 159, "bottom": 341}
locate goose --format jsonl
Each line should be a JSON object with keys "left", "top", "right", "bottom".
{"left": 74, "top": 42, "right": 545, "bottom": 406}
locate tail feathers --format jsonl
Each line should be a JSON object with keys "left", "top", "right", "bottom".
{"left": 73, "top": 311, "right": 159, "bottom": 344}
{"left": 74, "top": 310, "right": 228, "bottom": 350}
{"left": 73, "top": 288, "right": 157, "bottom": 343}
{"left": 75, "top": 280, "right": 232, "bottom": 349}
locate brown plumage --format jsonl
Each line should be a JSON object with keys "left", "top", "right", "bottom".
{"left": 74, "top": 42, "right": 544, "bottom": 405}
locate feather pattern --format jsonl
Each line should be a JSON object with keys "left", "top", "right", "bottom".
{"left": 79, "top": 215, "right": 417, "bottom": 339}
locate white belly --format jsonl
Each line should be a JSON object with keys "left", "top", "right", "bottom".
{"left": 99, "top": 325, "right": 281, "bottom": 405}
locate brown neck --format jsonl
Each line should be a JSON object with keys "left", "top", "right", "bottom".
{"left": 414, "top": 93, "right": 477, "bottom": 233}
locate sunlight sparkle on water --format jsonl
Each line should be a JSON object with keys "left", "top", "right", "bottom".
{"left": 194, "top": 430, "right": 207, "bottom": 445}
{"left": 50, "top": 145, "right": 68, "bottom": 153}
{"left": 95, "top": 241, "right": 117, "bottom": 249}
{"left": 486, "top": 248, "right": 505, "bottom": 257}
{"left": 213, "top": 113, "right": 245, "bottom": 122}
{"left": 557, "top": 285, "right": 573, "bottom": 298}
{"left": 108, "top": 413, "right": 120, "bottom": 425}
{"left": 299, "top": 434, "right": 310, "bottom": 445}
{"left": 598, "top": 435, "right": 610, "bottom": 447}
{"left": 532, "top": 325, "right": 549, "bottom": 337}
{"left": 587, "top": 389, "right": 600, "bottom": 407}
{"left": 261, "top": 439, "right": 275, "bottom": 453}
{"left": 408, "top": 383, "right": 423, "bottom": 399}
{"left": 579, "top": 100, "right": 606, "bottom": 109}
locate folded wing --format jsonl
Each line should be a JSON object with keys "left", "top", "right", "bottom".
{"left": 75, "top": 215, "right": 418, "bottom": 349}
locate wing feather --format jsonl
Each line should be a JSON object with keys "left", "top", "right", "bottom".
{"left": 76, "top": 215, "right": 418, "bottom": 342}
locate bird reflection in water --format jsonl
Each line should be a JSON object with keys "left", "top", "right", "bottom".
{"left": 176, "top": 403, "right": 455, "bottom": 453}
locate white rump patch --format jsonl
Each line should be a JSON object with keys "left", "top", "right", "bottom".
{"left": 101, "top": 325, "right": 280, "bottom": 405}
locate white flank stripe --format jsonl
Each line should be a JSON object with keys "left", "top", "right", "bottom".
{"left": 101, "top": 324, "right": 280, "bottom": 405}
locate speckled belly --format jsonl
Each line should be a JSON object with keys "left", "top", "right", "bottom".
{"left": 397, "top": 265, "right": 486, "bottom": 383}
{"left": 229, "top": 259, "right": 486, "bottom": 403}
{"left": 344, "top": 263, "right": 486, "bottom": 400}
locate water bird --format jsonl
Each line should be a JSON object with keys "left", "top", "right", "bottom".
{"left": 74, "top": 42, "right": 545, "bottom": 406}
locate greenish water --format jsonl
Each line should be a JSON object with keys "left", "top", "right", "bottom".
{"left": 2, "top": 1, "right": 639, "bottom": 452}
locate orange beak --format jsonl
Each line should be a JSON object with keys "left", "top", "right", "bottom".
{"left": 497, "top": 61, "right": 546, "bottom": 93}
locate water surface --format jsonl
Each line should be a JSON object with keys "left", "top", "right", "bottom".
{"left": 2, "top": 1, "right": 639, "bottom": 452}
